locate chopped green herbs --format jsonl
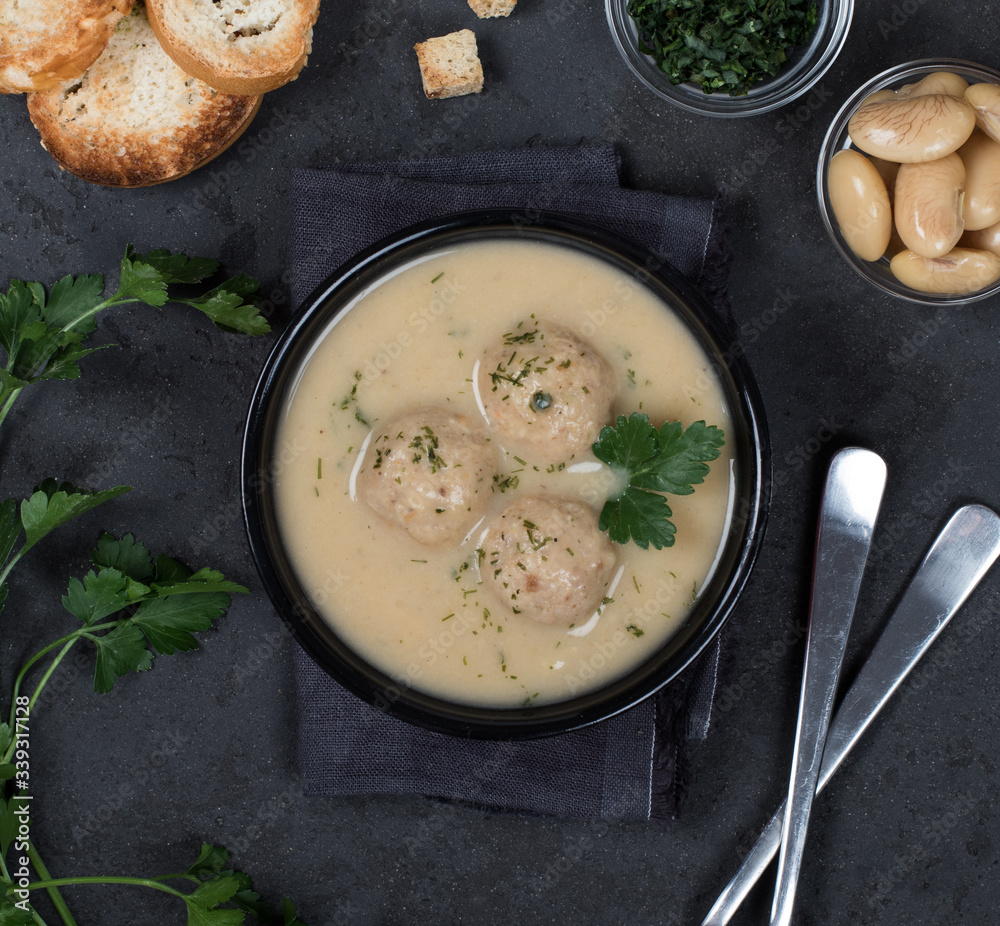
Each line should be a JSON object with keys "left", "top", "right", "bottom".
{"left": 339, "top": 370, "right": 370, "bottom": 426}
{"left": 592, "top": 413, "right": 725, "bottom": 550}
{"left": 409, "top": 425, "right": 446, "bottom": 472}
{"left": 431, "top": 272, "right": 444, "bottom": 283}
{"left": 627, "top": 0, "right": 819, "bottom": 96}
{"left": 503, "top": 328, "right": 539, "bottom": 345}
{"left": 492, "top": 473, "right": 520, "bottom": 494}
{"left": 491, "top": 359, "right": 535, "bottom": 389}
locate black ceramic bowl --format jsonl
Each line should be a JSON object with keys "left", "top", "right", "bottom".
{"left": 242, "top": 210, "right": 770, "bottom": 739}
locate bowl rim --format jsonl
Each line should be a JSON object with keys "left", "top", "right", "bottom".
{"left": 242, "top": 209, "right": 771, "bottom": 739}
{"left": 605, "top": 0, "right": 854, "bottom": 118}
{"left": 816, "top": 57, "right": 1000, "bottom": 305}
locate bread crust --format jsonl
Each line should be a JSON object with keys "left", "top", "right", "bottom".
{"left": 26, "top": 3, "right": 263, "bottom": 187}
{"left": 29, "top": 91, "right": 261, "bottom": 187}
{"left": 146, "top": 0, "right": 320, "bottom": 95}
{"left": 0, "top": 0, "right": 135, "bottom": 93}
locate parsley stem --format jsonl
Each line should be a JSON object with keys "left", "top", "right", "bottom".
{"left": 56, "top": 296, "right": 120, "bottom": 336}
{"left": 4, "top": 621, "right": 124, "bottom": 764}
{"left": 0, "top": 556, "right": 21, "bottom": 599}
{"left": 58, "top": 290, "right": 166, "bottom": 337}
{"left": 0, "top": 385, "right": 21, "bottom": 434}
{"left": 24, "top": 874, "right": 190, "bottom": 899}
{"left": 4, "top": 635, "right": 76, "bottom": 764}
{"left": 150, "top": 872, "right": 201, "bottom": 884}
{"left": 27, "top": 843, "right": 75, "bottom": 926}
{"left": 24, "top": 638, "right": 80, "bottom": 723}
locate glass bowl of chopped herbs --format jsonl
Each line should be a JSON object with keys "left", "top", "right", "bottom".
{"left": 817, "top": 58, "right": 1000, "bottom": 305}
{"left": 607, "top": 0, "right": 853, "bottom": 117}
{"left": 243, "top": 210, "right": 770, "bottom": 738}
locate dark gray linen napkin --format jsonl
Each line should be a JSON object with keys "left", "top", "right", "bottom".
{"left": 289, "top": 144, "right": 730, "bottom": 821}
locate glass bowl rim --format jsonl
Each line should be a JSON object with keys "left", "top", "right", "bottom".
{"left": 605, "top": 0, "right": 855, "bottom": 118}
{"left": 241, "top": 209, "right": 771, "bottom": 739}
{"left": 816, "top": 57, "right": 1000, "bottom": 306}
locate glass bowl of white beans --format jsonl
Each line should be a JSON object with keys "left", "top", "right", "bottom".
{"left": 818, "top": 59, "right": 1000, "bottom": 305}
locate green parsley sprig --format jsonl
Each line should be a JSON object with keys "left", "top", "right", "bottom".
{"left": 0, "top": 522, "right": 308, "bottom": 923}
{"left": 626, "top": 0, "right": 819, "bottom": 97}
{"left": 0, "top": 248, "right": 305, "bottom": 924}
{"left": 0, "top": 246, "right": 269, "bottom": 432}
{"left": 1, "top": 529, "right": 246, "bottom": 699}
{"left": 0, "top": 519, "right": 314, "bottom": 925}
{"left": 593, "top": 412, "right": 725, "bottom": 549}
{"left": 0, "top": 842, "right": 307, "bottom": 925}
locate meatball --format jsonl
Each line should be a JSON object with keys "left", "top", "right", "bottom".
{"left": 478, "top": 320, "right": 617, "bottom": 462}
{"left": 359, "top": 408, "right": 498, "bottom": 546}
{"left": 482, "top": 494, "right": 618, "bottom": 626}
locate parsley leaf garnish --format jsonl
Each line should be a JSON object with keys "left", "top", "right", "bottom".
{"left": 92, "top": 530, "right": 155, "bottom": 582}
{"left": 0, "top": 481, "right": 133, "bottom": 613}
{"left": 183, "top": 275, "right": 271, "bottom": 335}
{"left": 58, "top": 533, "right": 247, "bottom": 693}
{"left": 0, "top": 883, "right": 34, "bottom": 924}
{"left": 593, "top": 413, "right": 725, "bottom": 549}
{"left": 627, "top": 0, "right": 819, "bottom": 97}
{"left": 133, "top": 249, "right": 221, "bottom": 284}
{"left": 20, "top": 479, "right": 131, "bottom": 553}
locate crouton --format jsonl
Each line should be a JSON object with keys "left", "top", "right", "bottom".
{"left": 414, "top": 29, "right": 483, "bottom": 100}
{"left": 468, "top": 0, "right": 516, "bottom": 18}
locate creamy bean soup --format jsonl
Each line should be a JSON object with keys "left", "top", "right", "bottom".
{"left": 274, "top": 238, "right": 737, "bottom": 708}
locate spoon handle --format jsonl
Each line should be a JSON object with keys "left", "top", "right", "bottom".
{"left": 770, "top": 448, "right": 887, "bottom": 926}
{"left": 701, "top": 503, "right": 1000, "bottom": 926}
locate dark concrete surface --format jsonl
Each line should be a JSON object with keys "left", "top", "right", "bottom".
{"left": 2, "top": 2, "right": 999, "bottom": 924}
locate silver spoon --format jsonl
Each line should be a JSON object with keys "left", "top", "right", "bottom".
{"left": 701, "top": 503, "right": 1000, "bottom": 925}
{"left": 769, "top": 447, "right": 887, "bottom": 926}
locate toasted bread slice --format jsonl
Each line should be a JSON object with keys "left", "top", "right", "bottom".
{"left": 0, "top": 0, "right": 134, "bottom": 93}
{"left": 414, "top": 30, "right": 483, "bottom": 100}
{"left": 27, "top": 2, "right": 261, "bottom": 187}
{"left": 145, "top": 0, "right": 320, "bottom": 95}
